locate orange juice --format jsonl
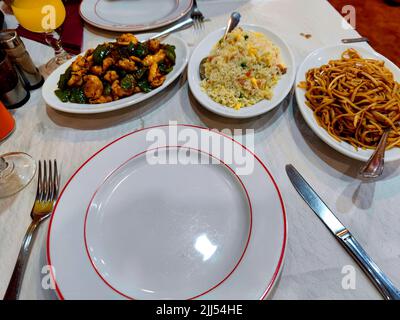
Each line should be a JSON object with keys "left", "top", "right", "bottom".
{"left": 11, "top": 0, "right": 66, "bottom": 33}
{"left": 0, "top": 101, "right": 15, "bottom": 141}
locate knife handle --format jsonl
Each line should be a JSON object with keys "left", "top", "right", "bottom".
{"left": 338, "top": 232, "right": 400, "bottom": 300}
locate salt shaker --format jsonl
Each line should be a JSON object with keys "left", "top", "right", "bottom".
{"left": 0, "top": 29, "right": 43, "bottom": 90}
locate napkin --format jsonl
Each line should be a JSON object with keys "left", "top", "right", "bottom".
{"left": 16, "top": 0, "right": 83, "bottom": 55}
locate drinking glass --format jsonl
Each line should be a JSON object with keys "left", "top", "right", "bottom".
{"left": 0, "top": 101, "right": 36, "bottom": 198}
{"left": 0, "top": 153, "right": 36, "bottom": 198}
{"left": 11, "top": 0, "right": 71, "bottom": 74}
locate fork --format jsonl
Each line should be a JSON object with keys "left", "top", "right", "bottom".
{"left": 191, "top": 0, "right": 205, "bottom": 30}
{"left": 4, "top": 160, "right": 60, "bottom": 300}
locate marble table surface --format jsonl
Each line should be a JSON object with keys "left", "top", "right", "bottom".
{"left": 1, "top": 0, "right": 399, "bottom": 300}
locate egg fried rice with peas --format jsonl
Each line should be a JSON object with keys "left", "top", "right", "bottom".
{"left": 200, "top": 28, "right": 287, "bottom": 110}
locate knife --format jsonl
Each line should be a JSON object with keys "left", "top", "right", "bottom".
{"left": 286, "top": 164, "right": 400, "bottom": 300}
{"left": 341, "top": 37, "right": 369, "bottom": 44}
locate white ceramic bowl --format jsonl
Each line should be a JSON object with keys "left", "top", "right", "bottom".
{"left": 295, "top": 44, "right": 400, "bottom": 162}
{"left": 42, "top": 35, "right": 189, "bottom": 114}
{"left": 188, "top": 24, "right": 296, "bottom": 119}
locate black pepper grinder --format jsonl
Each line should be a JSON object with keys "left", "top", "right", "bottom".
{"left": 0, "top": 49, "right": 30, "bottom": 109}
{"left": 0, "top": 29, "right": 44, "bottom": 90}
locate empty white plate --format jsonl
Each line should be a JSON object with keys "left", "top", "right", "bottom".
{"left": 79, "top": 0, "right": 193, "bottom": 32}
{"left": 85, "top": 147, "right": 251, "bottom": 299}
{"left": 47, "top": 125, "right": 287, "bottom": 299}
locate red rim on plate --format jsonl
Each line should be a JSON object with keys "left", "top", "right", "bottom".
{"left": 83, "top": 146, "right": 253, "bottom": 300}
{"left": 46, "top": 124, "right": 287, "bottom": 300}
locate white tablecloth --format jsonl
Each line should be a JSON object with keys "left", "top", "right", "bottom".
{"left": 1, "top": 0, "right": 399, "bottom": 300}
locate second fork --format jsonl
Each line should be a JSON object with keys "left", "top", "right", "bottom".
{"left": 4, "top": 160, "right": 60, "bottom": 300}
{"left": 191, "top": 0, "right": 205, "bottom": 30}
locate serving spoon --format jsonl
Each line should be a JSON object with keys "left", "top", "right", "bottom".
{"left": 359, "top": 126, "right": 396, "bottom": 178}
{"left": 199, "top": 12, "right": 241, "bottom": 80}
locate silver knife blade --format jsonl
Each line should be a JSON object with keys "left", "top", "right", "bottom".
{"left": 285, "top": 164, "right": 400, "bottom": 300}
{"left": 285, "top": 164, "right": 347, "bottom": 236}
{"left": 341, "top": 37, "right": 369, "bottom": 43}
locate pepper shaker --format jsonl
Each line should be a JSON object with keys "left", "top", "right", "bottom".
{"left": 0, "top": 29, "right": 44, "bottom": 90}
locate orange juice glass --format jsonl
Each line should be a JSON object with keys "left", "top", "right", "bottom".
{"left": 11, "top": 0, "right": 71, "bottom": 75}
{"left": 11, "top": 0, "right": 66, "bottom": 33}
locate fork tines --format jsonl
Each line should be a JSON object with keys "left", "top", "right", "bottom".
{"left": 191, "top": 0, "right": 205, "bottom": 30}
{"left": 37, "top": 160, "right": 60, "bottom": 203}
{"left": 192, "top": 15, "right": 204, "bottom": 30}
